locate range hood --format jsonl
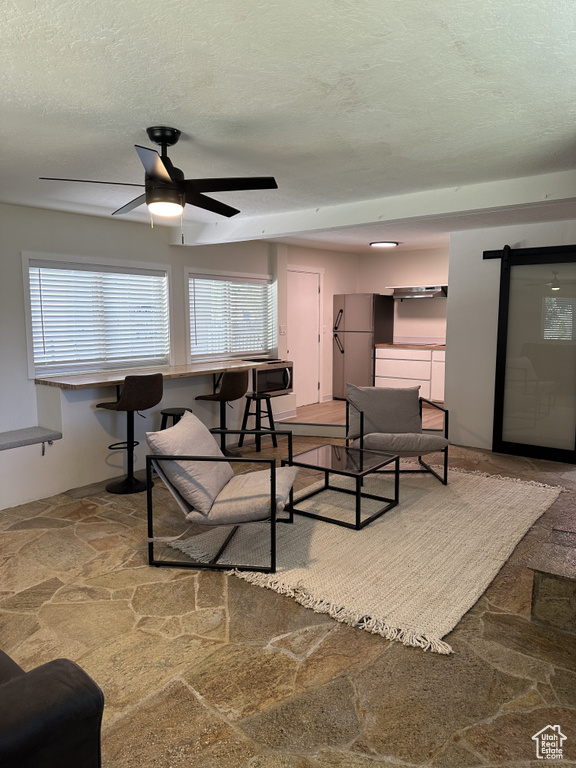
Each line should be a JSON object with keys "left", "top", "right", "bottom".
{"left": 387, "top": 285, "right": 448, "bottom": 300}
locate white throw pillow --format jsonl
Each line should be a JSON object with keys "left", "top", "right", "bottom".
{"left": 146, "top": 411, "right": 233, "bottom": 515}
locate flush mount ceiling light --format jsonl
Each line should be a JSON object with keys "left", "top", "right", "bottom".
{"left": 370, "top": 241, "right": 399, "bottom": 248}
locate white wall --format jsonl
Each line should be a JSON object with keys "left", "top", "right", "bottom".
{"left": 446, "top": 219, "right": 576, "bottom": 449}
{"left": 0, "top": 204, "right": 272, "bottom": 432}
{"left": 0, "top": 204, "right": 276, "bottom": 508}
{"left": 357, "top": 247, "right": 449, "bottom": 342}
{"left": 0, "top": 204, "right": 361, "bottom": 508}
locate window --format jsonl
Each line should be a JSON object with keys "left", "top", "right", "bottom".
{"left": 542, "top": 296, "right": 576, "bottom": 340}
{"left": 28, "top": 261, "right": 170, "bottom": 374}
{"left": 188, "top": 272, "right": 276, "bottom": 359}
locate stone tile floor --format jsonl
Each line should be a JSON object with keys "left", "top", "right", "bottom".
{"left": 0, "top": 437, "right": 575, "bottom": 767}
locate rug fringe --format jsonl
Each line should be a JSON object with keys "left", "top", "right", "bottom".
{"left": 405, "top": 463, "right": 562, "bottom": 491}
{"left": 234, "top": 570, "right": 453, "bottom": 655}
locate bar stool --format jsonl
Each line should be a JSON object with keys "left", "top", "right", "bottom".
{"left": 239, "top": 393, "right": 278, "bottom": 452}
{"left": 96, "top": 373, "right": 163, "bottom": 494}
{"left": 160, "top": 407, "right": 193, "bottom": 430}
{"left": 195, "top": 370, "right": 249, "bottom": 454}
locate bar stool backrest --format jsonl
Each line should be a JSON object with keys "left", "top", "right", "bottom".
{"left": 214, "top": 370, "right": 249, "bottom": 401}
{"left": 110, "top": 374, "right": 164, "bottom": 412}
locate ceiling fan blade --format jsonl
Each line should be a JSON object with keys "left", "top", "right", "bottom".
{"left": 184, "top": 176, "right": 278, "bottom": 193}
{"left": 40, "top": 177, "right": 144, "bottom": 187}
{"left": 185, "top": 191, "right": 240, "bottom": 217}
{"left": 111, "top": 194, "right": 147, "bottom": 216}
{"left": 134, "top": 145, "right": 173, "bottom": 183}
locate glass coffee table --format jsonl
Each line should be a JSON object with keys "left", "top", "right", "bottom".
{"left": 282, "top": 444, "right": 399, "bottom": 530}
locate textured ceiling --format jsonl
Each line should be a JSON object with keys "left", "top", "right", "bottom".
{"left": 1, "top": 0, "right": 575, "bottom": 251}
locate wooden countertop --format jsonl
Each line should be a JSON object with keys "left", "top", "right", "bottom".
{"left": 35, "top": 359, "right": 268, "bottom": 390}
{"left": 375, "top": 344, "right": 446, "bottom": 350}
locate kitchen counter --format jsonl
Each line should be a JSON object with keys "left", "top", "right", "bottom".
{"left": 34, "top": 359, "right": 267, "bottom": 390}
{"left": 27, "top": 358, "right": 297, "bottom": 510}
{"left": 375, "top": 344, "right": 446, "bottom": 350}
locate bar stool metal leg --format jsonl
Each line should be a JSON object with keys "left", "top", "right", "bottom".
{"left": 106, "top": 411, "right": 147, "bottom": 495}
{"left": 255, "top": 397, "right": 262, "bottom": 452}
{"left": 265, "top": 395, "right": 278, "bottom": 447}
{"left": 238, "top": 394, "right": 277, "bottom": 452}
{"left": 219, "top": 401, "right": 228, "bottom": 453}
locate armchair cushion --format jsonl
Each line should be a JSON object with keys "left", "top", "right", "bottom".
{"left": 209, "top": 466, "right": 299, "bottom": 524}
{"left": 355, "top": 431, "right": 449, "bottom": 457}
{"left": 347, "top": 384, "right": 422, "bottom": 439}
{"left": 146, "top": 411, "right": 233, "bottom": 515}
{"left": 151, "top": 461, "right": 299, "bottom": 526}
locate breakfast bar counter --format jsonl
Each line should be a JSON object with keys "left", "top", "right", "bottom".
{"left": 27, "top": 359, "right": 296, "bottom": 506}
{"left": 35, "top": 359, "right": 266, "bottom": 390}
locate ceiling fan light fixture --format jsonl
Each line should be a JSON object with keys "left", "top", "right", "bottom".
{"left": 370, "top": 241, "right": 399, "bottom": 248}
{"left": 146, "top": 186, "right": 184, "bottom": 217}
{"left": 147, "top": 200, "right": 184, "bottom": 217}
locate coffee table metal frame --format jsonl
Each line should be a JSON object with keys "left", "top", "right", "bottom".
{"left": 282, "top": 443, "right": 399, "bottom": 530}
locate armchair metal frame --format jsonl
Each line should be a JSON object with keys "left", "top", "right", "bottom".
{"left": 146, "top": 428, "right": 294, "bottom": 574}
{"left": 346, "top": 397, "right": 449, "bottom": 485}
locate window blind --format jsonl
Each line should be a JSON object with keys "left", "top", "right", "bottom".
{"left": 543, "top": 296, "right": 576, "bottom": 340}
{"left": 29, "top": 263, "right": 170, "bottom": 373}
{"left": 189, "top": 274, "right": 275, "bottom": 358}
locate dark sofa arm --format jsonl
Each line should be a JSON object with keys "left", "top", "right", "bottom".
{"left": 0, "top": 658, "right": 104, "bottom": 768}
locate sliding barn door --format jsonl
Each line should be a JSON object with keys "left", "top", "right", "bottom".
{"left": 489, "top": 245, "right": 576, "bottom": 463}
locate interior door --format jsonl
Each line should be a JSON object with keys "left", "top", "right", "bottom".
{"left": 287, "top": 269, "right": 321, "bottom": 407}
{"left": 491, "top": 245, "right": 576, "bottom": 462}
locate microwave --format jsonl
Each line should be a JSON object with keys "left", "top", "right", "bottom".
{"left": 249, "top": 361, "right": 293, "bottom": 396}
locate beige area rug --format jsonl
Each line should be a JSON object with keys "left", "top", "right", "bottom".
{"left": 170, "top": 469, "right": 561, "bottom": 654}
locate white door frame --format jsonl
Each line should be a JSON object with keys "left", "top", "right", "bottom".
{"left": 287, "top": 264, "right": 324, "bottom": 404}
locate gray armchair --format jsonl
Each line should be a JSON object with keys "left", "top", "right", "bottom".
{"left": 0, "top": 650, "right": 104, "bottom": 768}
{"left": 146, "top": 411, "right": 297, "bottom": 573}
{"left": 346, "top": 383, "right": 449, "bottom": 484}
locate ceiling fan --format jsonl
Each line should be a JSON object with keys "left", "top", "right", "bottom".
{"left": 40, "top": 126, "right": 278, "bottom": 218}
{"left": 525, "top": 271, "right": 576, "bottom": 291}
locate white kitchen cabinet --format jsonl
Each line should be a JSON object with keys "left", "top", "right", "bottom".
{"left": 375, "top": 358, "right": 431, "bottom": 380}
{"left": 374, "top": 346, "right": 445, "bottom": 402}
{"left": 430, "top": 350, "right": 445, "bottom": 401}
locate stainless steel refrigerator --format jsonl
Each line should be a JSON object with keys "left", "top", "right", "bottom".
{"left": 332, "top": 293, "right": 394, "bottom": 399}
